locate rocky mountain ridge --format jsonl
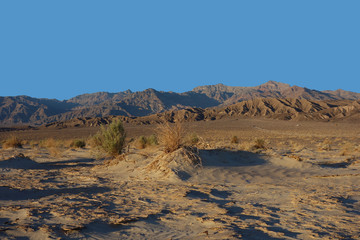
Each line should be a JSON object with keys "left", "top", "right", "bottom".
{"left": 43, "top": 98, "right": 360, "bottom": 129}
{"left": 1, "top": 81, "right": 360, "bottom": 126}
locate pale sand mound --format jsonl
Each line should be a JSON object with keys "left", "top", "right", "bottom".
{"left": 145, "top": 147, "right": 201, "bottom": 181}
{"left": 0, "top": 154, "right": 42, "bottom": 169}
{"left": 96, "top": 147, "right": 202, "bottom": 182}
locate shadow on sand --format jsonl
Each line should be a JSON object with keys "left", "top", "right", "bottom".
{"left": 0, "top": 157, "right": 96, "bottom": 170}
{"left": 0, "top": 186, "right": 111, "bottom": 201}
{"left": 198, "top": 149, "right": 267, "bottom": 167}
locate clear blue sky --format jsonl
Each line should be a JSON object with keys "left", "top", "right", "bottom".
{"left": 1, "top": 1, "right": 359, "bottom": 100}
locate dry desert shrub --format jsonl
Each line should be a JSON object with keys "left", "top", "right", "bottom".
{"left": 48, "top": 146, "right": 62, "bottom": 157}
{"left": 288, "top": 154, "right": 303, "bottom": 161}
{"left": 340, "top": 142, "right": 356, "bottom": 156}
{"left": 70, "top": 139, "right": 86, "bottom": 149}
{"left": 92, "top": 120, "right": 126, "bottom": 157}
{"left": 231, "top": 135, "right": 239, "bottom": 144}
{"left": 135, "top": 135, "right": 158, "bottom": 149}
{"left": 157, "top": 121, "right": 185, "bottom": 153}
{"left": 184, "top": 132, "right": 200, "bottom": 146}
{"left": 2, "top": 136, "right": 23, "bottom": 149}
{"left": 253, "top": 138, "right": 267, "bottom": 150}
{"left": 239, "top": 138, "right": 267, "bottom": 151}
{"left": 135, "top": 136, "right": 147, "bottom": 149}
{"left": 36, "top": 138, "right": 64, "bottom": 157}
{"left": 39, "top": 138, "right": 59, "bottom": 149}
{"left": 318, "top": 138, "right": 332, "bottom": 151}
{"left": 239, "top": 141, "right": 252, "bottom": 151}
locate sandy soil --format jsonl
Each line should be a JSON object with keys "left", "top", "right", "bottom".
{"left": 0, "top": 119, "right": 360, "bottom": 239}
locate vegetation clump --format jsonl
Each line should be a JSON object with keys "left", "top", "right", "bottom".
{"left": 231, "top": 135, "right": 239, "bottom": 144}
{"left": 185, "top": 133, "right": 200, "bottom": 146}
{"left": 70, "top": 139, "right": 86, "bottom": 149}
{"left": 2, "top": 136, "right": 22, "bottom": 149}
{"left": 253, "top": 138, "right": 266, "bottom": 150}
{"left": 92, "top": 120, "right": 126, "bottom": 157}
{"left": 135, "top": 135, "right": 158, "bottom": 149}
{"left": 157, "top": 121, "right": 184, "bottom": 153}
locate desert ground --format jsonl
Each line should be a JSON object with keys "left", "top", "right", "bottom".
{"left": 0, "top": 118, "right": 360, "bottom": 239}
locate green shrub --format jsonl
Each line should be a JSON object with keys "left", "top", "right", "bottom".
{"left": 185, "top": 133, "right": 200, "bottom": 146}
{"left": 147, "top": 134, "right": 158, "bottom": 146}
{"left": 92, "top": 120, "right": 126, "bottom": 157}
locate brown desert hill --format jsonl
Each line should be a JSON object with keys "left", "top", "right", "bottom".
{"left": 42, "top": 98, "right": 360, "bottom": 129}
{"left": 1, "top": 81, "right": 360, "bottom": 126}
{"left": 323, "top": 88, "right": 360, "bottom": 100}
{"left": 216, "top": 98, "right": 360, "bottom": 121}
{"left": 0, "top": 96, "right": 77, "bottom": 126}
{"left": 193, "top": 81, "right": 347, "bottom": 105}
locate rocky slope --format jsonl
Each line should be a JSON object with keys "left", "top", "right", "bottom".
{"left": 1, "top": 81, "right": 360, "bottom": 126}
{"left": 43, "top": 98, "right": 360, "bottom": 128}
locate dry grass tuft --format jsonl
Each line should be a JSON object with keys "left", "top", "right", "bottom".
{"left": 157, "top": 121, "right": 185, "bottom": 153}
{"left": 39, "top": 138, "right": 59, "bottom": 149}
{"left": 70, "top": 139, "right": 86, "bottom": 149}
{"left": 319, "top": 138, "right": 332, "bottom": 151}
{"left": 185, "top": 133, "right": 200, "bottom": 146}
{"left": 35, "top": 138, "right": 64, "bottom": 157}
{"left": 288, "top": 154, "right": 303, "bottom": 161}
{"left": 134, "top": 135, "right": 158, "bottom": 149}
{"left": 2, "top": 136, "right": 23, "bottom": 149}
{"left": 340, "top": 142, "right": 355, "bottom": 156}
{"left": 253, "top": 138, "right": 267, "bottom": 150}
{"left": 231, "top": 136, "right": 239, "bottom": 144}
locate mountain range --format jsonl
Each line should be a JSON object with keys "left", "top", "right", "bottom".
{"left": 1, "top": 81, "right": 360, "bottom": 126}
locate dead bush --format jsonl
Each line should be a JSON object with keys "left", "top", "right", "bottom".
{"left": 2, "top": 136, "right": 22, "bottom": 149}
{"left": 157, "top": 121, "right": 184, "bottom": 153}
{"left": 231, "top": 136, "right": 239, "bottom": 144}
{"left": 253, "top": 138, "right": 266, "bottom": 150}
{"left": 70, "top": 139, "right": 86, "bottom": 149}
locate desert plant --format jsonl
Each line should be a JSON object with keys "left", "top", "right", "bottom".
{"left": 185, "top": 133, "right": 200, "bottom": 146}
{"left": 231, "top": 135, "right": 239, "bottom": 144}
{"left": 38, "top": 138, "right": 63, "bottom": 157}
{"left": 157, "top": 121, "right": 184, "bottom": 153}
{"left": 92, "top": 120, "right": 126, "bottom": 157}
{"left": 147, "top": 134, "right": 158, "bottom": 146}
{"left": 253, "top": 138, "right": 266, "bottom": 149}
{"left": 2, "top": 136, "right": 22, "bottom": 149}
{"left": 319, "top": 138, "right": 332, "bottom": 151}
{"left": 135, "top": 136, "right": 147, "bottom": 149}
{"left": 70, "top": 139, "right": 86, "bottom": 149}
{"left": 39, "top": 138, "right": 59, "bottom": 149}
{"left": 135, "top": 135, "right": 158, "bottom": 149}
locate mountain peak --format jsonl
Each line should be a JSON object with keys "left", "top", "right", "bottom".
{"left": 258, "top": 81, "right": 291, "bottom": 91}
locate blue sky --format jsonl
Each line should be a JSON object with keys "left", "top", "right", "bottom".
{"left": 0, "top": 1, "right": 359, "bottom": 100}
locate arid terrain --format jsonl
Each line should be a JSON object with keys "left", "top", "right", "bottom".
{"left": 0, "top": 117, "right": 359, "bottom": 239}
